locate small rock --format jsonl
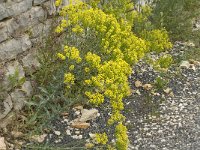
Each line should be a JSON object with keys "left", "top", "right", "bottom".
{"left": 143, "top": 84, "right": 153, "bottom": 90}
{"left": 79, "top": 109, "right": 99, "bottom": 122}
{"left": 31, "top": 134, "right": 47, "bottom": 143}
{"left": 89, "top": 133, "right": 96, "bottom": 139}
{"left": 135, "top": 90, "right": 141, "bottom": 95}
{"left": 164, "top": 88, "right": 172, "bottom": 94}
{"left": 75, "top": 111, "right": 81, "bottom": 116}
{"left": 61, "top": 112, "right": 69, "bottom": 116}
{"left": 71, "top": 135, "right": 79, "bottom": 139}
{"left": 63, "top": 119, "right": 69, "bottom": 122}
{"left": 71, "top": 122, "right": 90, "bottom": 129}
{"left": 169, "top": 92, "right": 174, "bottom": 97}
{"left": 73, "top": 105, "right": 83, "bottom": 110}
{"left": 180, "top": 60, "right": 196, "bottom": 70}
{"left": 78, "top": 135, "right": 83, "bottom": 139}
{"left": 66, "top": 130, "right": 71, "bottom": 135}
{"left": 135, "top": 80, "right": 142, "bottom": 88}
{"left": 54, "top": 131, "right": 61, "bottom": 136}
{"left": 189, "top": 59, "right": 200, "bottom": 65}
{"left": 0, "top": 137, "right": 6, "bottom": 150}
{"left": 180, "top": 61, "right": 190, "bottom": 68}
{"left": 75, "top": 131, "right": 80, "bottom": 135}
{"left": 11, "top": 131, "right": 24, "bottom": 138}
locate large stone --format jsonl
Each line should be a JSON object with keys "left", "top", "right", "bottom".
{"left": 22, "top": 50, "right": 40, "bottom": 74}
{"left": 21, "top": 81, "right": 33, "bottom": 96}
{"left": 6, "top": 61, "right": 25, "bottom": 79}
{"left": 0, "top": 137, "right": 6, "bottom": 150}
{"left": 10, "top": 89, "right": 26, "bottom": 111}
{"left": 16, "top": 6, "right": 47, "bottom": 28}
{"left": 0, "top": 35, "right": 32, "bottom": 62}
{"left": 0, "top": 0, "right": 32, "bottom": 21}
{"left": 0, "top": 18, "right": 20, "bottom": 43}
{"left": 0, "top": 95, "right": 13, "bottom": 120}
{"left": 1, "top": 61, "right": 25, "bottom": 90}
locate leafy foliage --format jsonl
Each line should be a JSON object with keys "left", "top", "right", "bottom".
{"left": 151, "top": 0, "right": 200, "bottom": 42}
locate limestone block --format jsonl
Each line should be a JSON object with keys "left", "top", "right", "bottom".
{"left": 1, "top": 61, "right": 25, "bottom": 90}
{"left": 0, "top": 95, "right": 13, "bottom": 120}
{"left": 0, "top": 18, "right": 19, "bottom": 43}
{"left": 22, "top": 49, "right": 40, "bottom": 74}
{"left": 0, "top": 21, "right": 8, "bottom": 43}
{"left": 21, "top": 81, "right": 33, "bottom": 96}
{"left": 5, "top": 61, "right": 25, "bottom": 79}
{"left": 33, "top": 0, "right": 48, "bottom": 6}
{"left": 30, "top": 18, "right": 53, "bottom": 38}
{"left": 0, "top": 35, "right": 32, "bottom": 61}
{"left": 16, "top": 6, "right": 47, "bottom": 28}
{"left": 10, "top": 89, "right": 26, "bottom": 111}
{"left": 0, "top": 0, "right": 32, "bottom": 21}
{"left": 0, "top": 137, "right": 6, "bottom": 150}
{"left": 0, "top": 3, "right": 7, "bottom": 21}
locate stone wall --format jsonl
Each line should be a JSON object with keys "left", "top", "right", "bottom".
{"left": 0, "top": 0, "right": 56, "bottom": 127}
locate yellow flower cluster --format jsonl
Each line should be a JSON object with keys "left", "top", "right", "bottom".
{"left": 57, "top": 3, "right": 147, "bottom": 65}
{"left": 95, "top": 133, "right": 108, "bottom": 145}
{"left": 115, "top": 123, "right": 129, "bottom": 150}
{"left": 69, "top": 65, "right": 75, "bottom": 71}
{"left": 85, "top": 52, "right": 101, "bottom": 68}
{"left": 57, "top": 53, "right": 66, "bottom": 60}
{"left": 55, "top": 0, "right": 62, "bottom": 7}
{"left": 64, "top": 46, "right": 82, "bottom": 63}
{"left": 64, "top": 73, "right": 75, "bottom": 85}
{"left": 85, "top": 91, "right": 104, "bottom": 105}
{"left": 108, "top": 112, "right": 125, "bottom": 125}
{"left": 141, "top": 29, "right": 172, "bottom": 53}
{"left": 72, "top": 25, "right": 84, "bottom": 33}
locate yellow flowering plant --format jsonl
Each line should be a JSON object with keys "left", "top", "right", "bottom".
{"left": 54, "top": 0, "right": 172, "bottom": 149}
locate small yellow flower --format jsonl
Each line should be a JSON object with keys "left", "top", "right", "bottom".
{"left": 57, "top": 53, "right": 66, "bottom": 60}
{"left": 64, "top": 73, "right": 75, "bottom": 84}
{"left": 84, "top": 67, "right": 90, "bottom": 73}
{"left": 69, "top": 65, "right": 75, "bottom": 71}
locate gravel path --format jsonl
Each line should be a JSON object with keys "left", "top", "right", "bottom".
{"left": 126, "top": 44, "right": 200, "bottom": 150}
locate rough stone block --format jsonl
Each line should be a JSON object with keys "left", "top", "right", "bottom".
{"left": 0, "top": 18, "right": 19, "bottom": 43}
{"left": 21, "top": 81, "right": 33, "bottom": 96}
{"left": 0, "top": 35, "right": 32, "bottom": 62}
{"left": 16, "top": 6, "right": 47, "bottom": 28}
{"left": 1, "top": 60, "right": 25, "bottom": 90}
{"left": 0, "top": 95, "right": 13, "bottom": 120}
{"left": 0, "top": 0, "right": 32, "bottom": 21}
{"left": 10, "top": 89, "right": 26, "bottom": 111}
{"left": 22, "top": 49, "right": 40, "bottom": 74}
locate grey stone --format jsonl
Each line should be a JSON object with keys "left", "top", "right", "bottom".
{"left": 0, "top": 95, "right": 13, "bottom": 120}
{"left": 0, "top": 0, "right": 32, "bottom": 21}
{"left": 10, "top": 89, "right": 26, "bottom": 111}
{"left": 79, "top": 109, "right": 99, "bottom": 122}
{"left": 22, "top": 50, "right": 40, "bottom": 74}
{"left": 16, "top": 6, "right": 46, "bottom": 28}
{"left": 6, "top": 61, "right": 25, "bottom": 79}
{"left": 21, "top": 81, "right": 33, "bottom": 96}
{"left": 2, "top": 60, "right": 25, "bottom": 90}
{"left": 0, "top": 137, "right": 6, "bottom": 150}
{"left": 0, "top": 35, "right": 32, "bottom": 61}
